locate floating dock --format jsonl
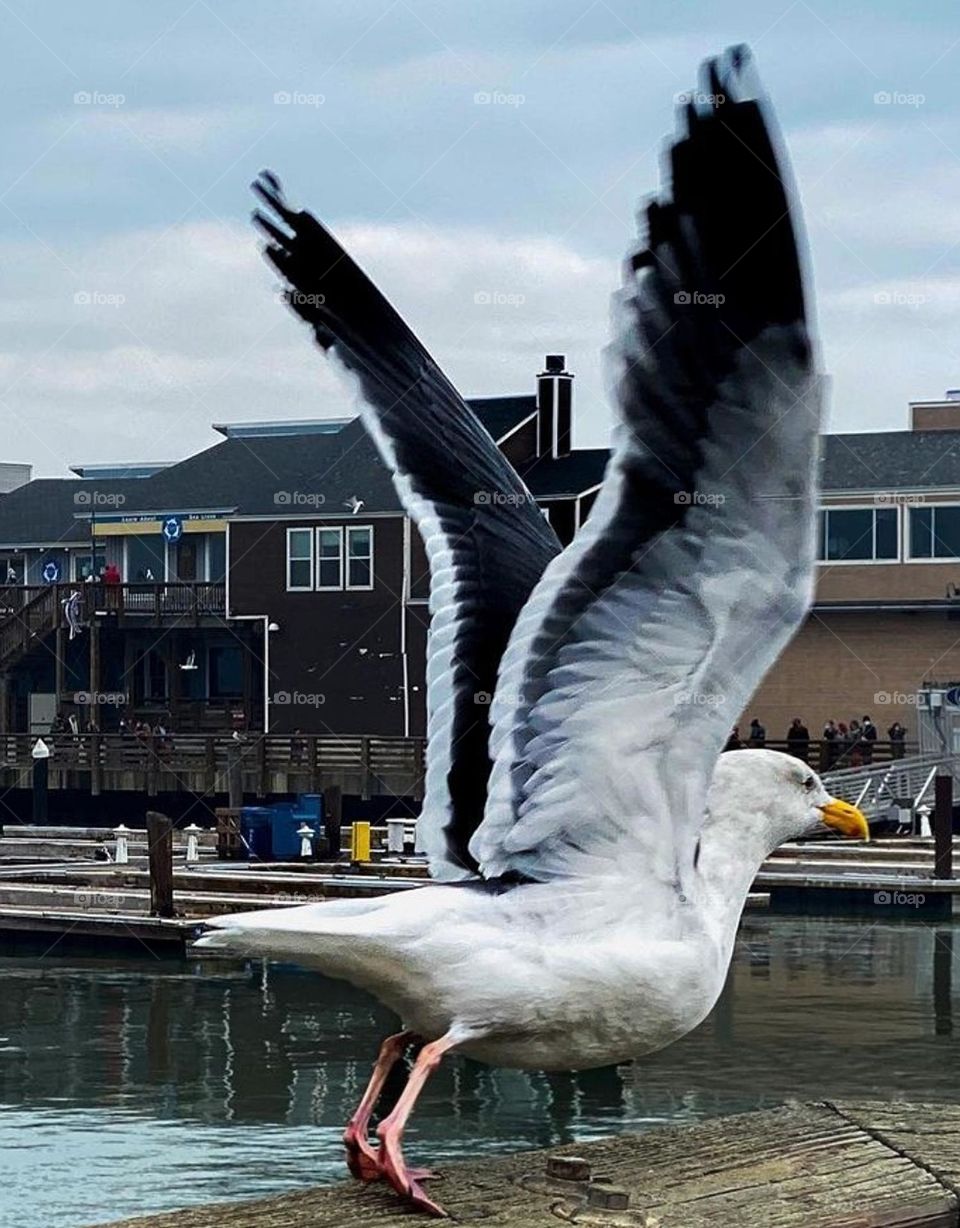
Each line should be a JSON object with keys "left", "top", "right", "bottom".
{"left": 1, "top": 829, "right": 958, "bottom": 951}
{"left": 92, "top": 1100, "right": 960, "bottom": 1227}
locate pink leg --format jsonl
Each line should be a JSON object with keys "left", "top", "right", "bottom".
{"left": 343, "top": 1030, "right": 415, "bottom": 1181}
{"left": 376, "top": 1033, "right": 460, "bottom": 1217}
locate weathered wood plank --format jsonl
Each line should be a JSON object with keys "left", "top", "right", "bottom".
{"left": 91, "top": 1101, "right": 960, "bottom": 1228}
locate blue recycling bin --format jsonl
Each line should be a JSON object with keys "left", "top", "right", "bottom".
{"left": 295, "top": 793, "right": 324, "bottom": 822}
{"left": 267, "top": 802, "right": 301, "bottom": 859}
{"left": 239, "top": 807, "right": 273, "bottom": 860}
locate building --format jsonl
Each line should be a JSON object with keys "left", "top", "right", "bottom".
{"left": 5, "top": 361, "right": 959, "bottom": 751}
{"left": 0, "top": 356, "right": 605, "bottom": 738}
{"left": 749, "top": 392, "right": 960, "bottom": 742}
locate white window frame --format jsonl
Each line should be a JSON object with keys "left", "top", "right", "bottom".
{"left": 315, "top": 526, "right": 344, "bottom": 591}
{"left": 817, "top": 504, "right": 900, "bottom": 566}
{"left": 345, "top": 524, "right": 374, "bottom": 591}
{"left": 906, "top": 502, "right": 960, "bottom": 563}
{"left": 286, "top": 527, "right": 314, "bottom": 591}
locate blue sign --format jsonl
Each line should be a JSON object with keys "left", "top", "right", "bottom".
{"left": 42, "top": 560, "right": 61, "bottom": 583}
{"left": 945, "top": 687, "right": 960, "bottom": 708}
{"left": 162, "top": 516, "right": 183, "bottom": 543}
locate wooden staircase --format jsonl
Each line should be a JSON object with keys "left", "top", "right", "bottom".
{"left": 0, "top": 586, "right": 60, "bottom": 671}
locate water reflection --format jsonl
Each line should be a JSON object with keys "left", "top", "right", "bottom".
{"left": 0, "top": 916, "right": 956, "bottom": 1228}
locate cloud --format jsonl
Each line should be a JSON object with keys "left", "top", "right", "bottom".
{"left": 0, "top": 216, "right": 616, "bottom": 474}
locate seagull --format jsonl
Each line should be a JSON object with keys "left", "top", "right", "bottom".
{"left": 344, "top": 494, "right": 365, "bottom": 514}
{"left": 197, "top": 47, "right": 869, "bottom": 1217}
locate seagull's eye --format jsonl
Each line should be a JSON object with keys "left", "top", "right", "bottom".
{"left": 803, "top": 776, "right": 816, "bottom": 790}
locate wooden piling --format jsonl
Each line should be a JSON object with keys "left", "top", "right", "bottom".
{"left": 323, "top": 784, "right": 342, "bottom": 859}
{"left": 228, "top": 749, "right": 243, "bottom": 810}
{"left": 935, "top": 770, "right": 954, "bottom": 880}
{"left": 146, "top": 811, "right": 175, "bottom": 919}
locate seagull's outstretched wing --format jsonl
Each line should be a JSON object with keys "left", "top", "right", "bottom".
{"left": 251, "top": 175, "right": 561, "bottom": 879}
{"left": 471, "top": 46, "right": 821, "bottom": 887}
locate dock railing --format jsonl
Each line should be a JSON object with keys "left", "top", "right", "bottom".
{"left": 821, "top": 750, "right": 960, "bottom": 821}
{"left": 0, "top": 732, "right": 426, "bottom": 800}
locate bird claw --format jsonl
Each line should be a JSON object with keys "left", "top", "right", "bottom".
{"left": 378, "top": 1138, "right": 447, "bottom": 1216}
{"left": 343, "top": 1124, "right": 381, "bottom": 1183}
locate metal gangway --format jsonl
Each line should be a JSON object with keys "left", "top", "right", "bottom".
{"left": 822, "top": 751, "right": 960, "bottom": 824}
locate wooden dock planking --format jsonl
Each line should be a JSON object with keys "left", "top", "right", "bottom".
{"left": 91, "top": 1101, "right": 960, "bottom": 1228}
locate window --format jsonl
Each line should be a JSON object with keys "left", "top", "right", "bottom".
{"left": 126, "top": 534, "right": 165, "bottom": 582}
{"left": 316, "top": 528, "right": 343, "bottom": 590}
{"left": 285, "top": 524, "right": 375, "bottom": 591}
{"left": 346, "top": 525, "right": 373, "bottom": 590}
{"left": 818, "top": 507, "right": 898, "bottom": 562}
{"left": 909, "top": 505, "right": 960, "bottom": 559}
{"left": 209, "top": 646, "right": 243, "bottom": 698}
{"left": 74, "top": 550, "right": 107, "bottom": 581}
{"left": 207, "top": 533, "right": 227, "bottom": 582}
{"left": 286, "top": 528, "right": 313, "bottom": 590}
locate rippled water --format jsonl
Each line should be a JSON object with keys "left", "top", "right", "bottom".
{"left": 0, "top": 915, "right": 957, "bottom": 1227}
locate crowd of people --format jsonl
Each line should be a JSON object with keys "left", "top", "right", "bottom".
{"left": 723, "top": 715, "right": 909, "bottom": 768}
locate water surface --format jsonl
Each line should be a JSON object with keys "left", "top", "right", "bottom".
{"left": 0, "top": 915, "right": 956, "bottom": 1227}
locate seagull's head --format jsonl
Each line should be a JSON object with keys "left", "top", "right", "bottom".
{"left": 711, "top": 748, "right": 870, "bottom": 850}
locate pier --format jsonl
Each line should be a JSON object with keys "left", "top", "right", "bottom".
{"left": 1, "top": 824, "right": 958, "bottom": 954}
{"left": 92, "top": 1100, "right": 960, "bottom": 1226}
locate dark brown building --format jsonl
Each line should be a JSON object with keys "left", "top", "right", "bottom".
{"left": 0, "top": 357, "right": 606, "bottom": 738}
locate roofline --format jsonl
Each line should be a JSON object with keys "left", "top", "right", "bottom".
{"left": 493, "top": 410, "right": 537, "bottom": 445}
{"left": 228, "top": 509, "right": 403, "bottom": 523}
{"left": 813, "top": 600, "right": 960, "bottom": 612}
{"left": 212, "top": 417, "right": 355, "bottom": 438}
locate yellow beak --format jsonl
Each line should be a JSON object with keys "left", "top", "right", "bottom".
{"left": 818, "top": 798, "right": 870, "bottom": 841}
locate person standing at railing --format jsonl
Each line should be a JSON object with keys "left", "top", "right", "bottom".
{"left": 786, "top": 717, "right": 810, "bottom": 763}
{"left": 821, "top": 719, "right": 839, "bottom": 771}
{"left": 860, "top": 714, "right": 877, "bottom": 765}
{"left": 888, "top": 721, "right": 907, "bottom": 760}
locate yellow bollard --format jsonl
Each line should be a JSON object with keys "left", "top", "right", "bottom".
{"left": 350, "top": 821, "right": 371, "bottom": 863}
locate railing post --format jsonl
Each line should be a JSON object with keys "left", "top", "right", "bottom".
{"left": 205, "top": 736, "right": 216, "bottom": 794}
{"left": 934, "top": 770, "right": 954, "bottom": 880}
{"left": 360, "top": 735, "right": 371, "bottom": 802}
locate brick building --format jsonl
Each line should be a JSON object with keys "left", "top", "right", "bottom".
{"left": 749, "top": 393, "right": 960, "bottom": 741}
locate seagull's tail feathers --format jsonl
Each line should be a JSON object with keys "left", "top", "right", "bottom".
{"left": 194, "top": 895, "right": 403, "bottom": 983}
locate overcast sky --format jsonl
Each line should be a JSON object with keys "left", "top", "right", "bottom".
{"left": 2, "top": 0, "right": 958, "bottom": 475}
